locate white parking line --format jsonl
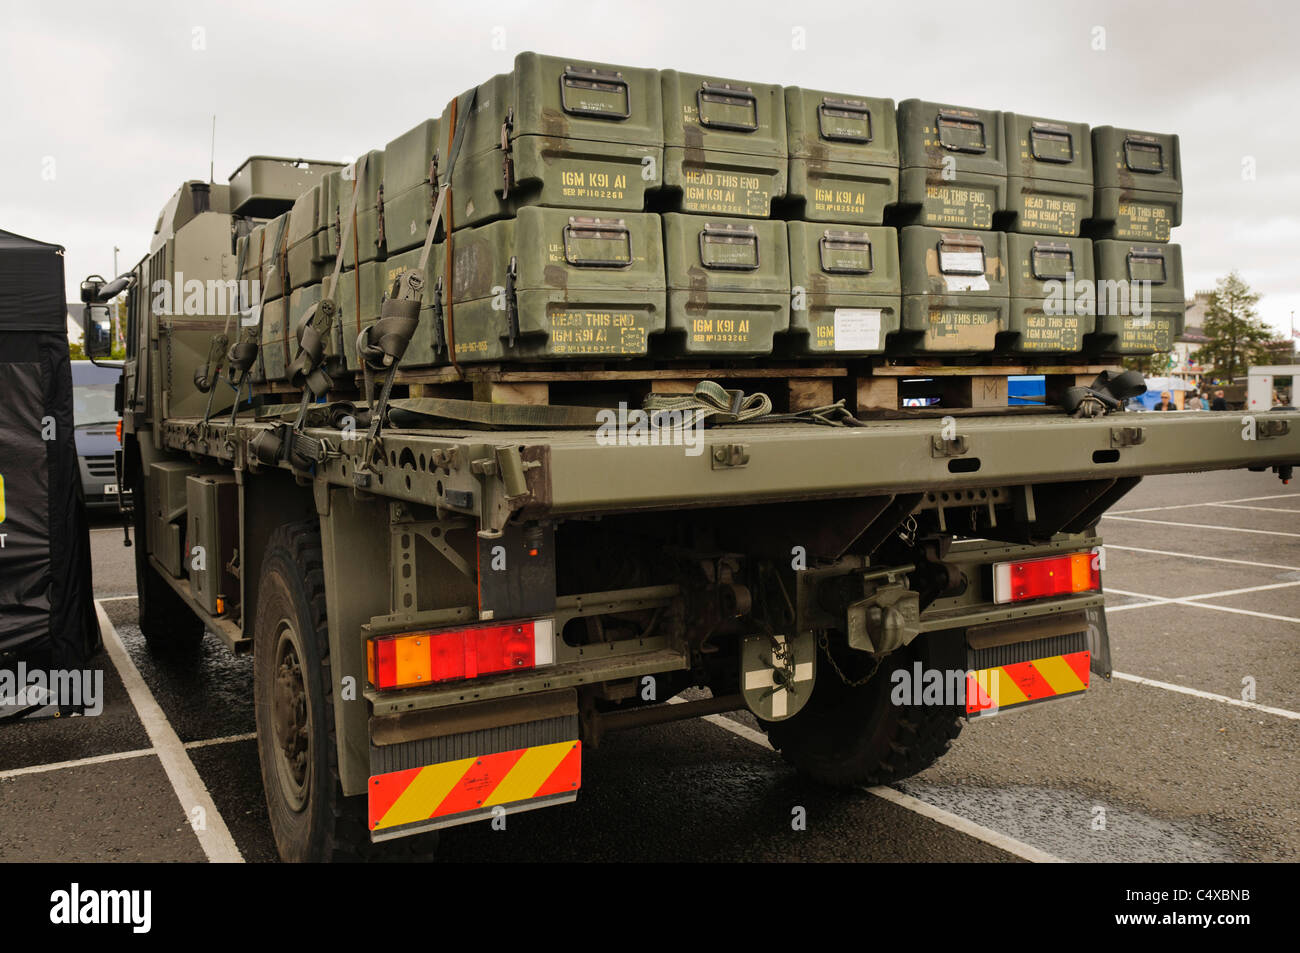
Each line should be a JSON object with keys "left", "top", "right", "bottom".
{"left": 1210, "top": 503, "right": 1300, "bottom": 513}
{"left": 1101, "top": 515, "right": 1300, "bottom": 538}
{"left": 184, "top": 732, "right": 257, "bottom": 750}
{"left": 1110, "top": 493, "right": 1300, "bottom": 514}
{"left": 0, "top": 747, "right": 155, "bottom": 780}
{"left": 1104, "top": 545, "right": 1300, "bottom": 573}
{"left": 95, "top": 600, "right": 244, "bottom": 863}
{"left": 1107, "top": 580, "right": 1300, "bottom": 603}
{"left": 1105, "top": 591, "right": 1300, "bottom": 624}
{"left": 1112, "top": 672, "right": 1300, "bottom": 721}
{"left": 673, "top": 701, "right": 1064, "bottom": 863}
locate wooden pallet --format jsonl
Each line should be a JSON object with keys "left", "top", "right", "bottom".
{"left": 252, "top": 360, "right": 1120, "bottom": 417}
{"left": 856, "top": 364, "right": 1117, "bottom": 412}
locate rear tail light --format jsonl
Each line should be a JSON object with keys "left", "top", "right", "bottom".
{"left": 116, "top": 420, "right": 122, "bottom": 444}
{"left": 367, "top": 619, "right": 555, "bottom": 690}
{"left": 992, "top": 551, "right": 1099, "bottom": 604}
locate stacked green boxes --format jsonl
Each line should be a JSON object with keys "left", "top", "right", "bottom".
{"left": 336, "top": 261, "right": 386, "bottom": 370}
{"left": 1005, "top": 234, "right": 1094, "bottom": 354}
{"left": 259, "top": 213, "right": 290, "bottom": 303}
{"left": 1089, "top": 127, "right": 1182, "bottom": 242}
{"left": 899, "top": 227, "right": 1009, "bottom": 353}
{"left": 783, "top": 223, "right": 899, "bottom": 356}
{"left": 448, "top": 54, "right": 664, "bottom": 229}
{"left": 662, "top": 214, "right": 789, "bottom": 356}
{"left": 318, "top": 170, "right": 341, "bottom": 264}
{"left": 897, "top": 101, "right": 1007, "bottom": 230}
{"left": 286, "top": 185, "right": 323, "bottom": 290}
{"left": 383, "top": 119, "right": 442, "bottom": 254}
{"left": 449, "top": 207, "right": 665, "bottom": 362}
{"left": 382, "top": 245, "right": 446, "bottom": 369}
{"left": 661, "top": 71, "right": 786, "bottom": 218}
{"left": 340, "top": 150, "right": 386, "bottom": 267}
{"left": 259, "top": 296, "right": 290, "bottom": 382}
{"left": 1092, "top": 241, "right": 1185, "bottom": 353}
{"left": 784, "top": 88, "right": 898, "bottom": 224}
{"left": 1002, "top": 114, "right": 1093, "bottom": 237}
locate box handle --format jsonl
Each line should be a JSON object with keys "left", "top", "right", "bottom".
{"left": 1030, "top": 241, "right": 1074, "bottom": 280}
{"left": 1126, "top": 248, "right": 1167, "bottom": 284}
{"left": 819, "top": 229, "right": 874, "bottom": 274}
{"left": 563, "top": 217, "right": 633, "bottom": 267}
{"left": 817, "top": 97, "right": 873, "bottom": 143}
{"left": 699, "top": 222, "right": 760, "bottom": 270}
{"left": 1123, "top": 136, "right": 1165, "bottom": 174}
{"left": 1029, "top": 122, "right": 1074, "bottom": 164}
{"left": 698, "top": 82, "right": 759, "bottom": 132}
{"left": 560, "top": 65, "right": 631, "bottom": 120}
{"left": 938, "top": 237, "right": 987, "bottom": 276}
{"left": 937, "top": 111, "right": 988, "bottom": 154}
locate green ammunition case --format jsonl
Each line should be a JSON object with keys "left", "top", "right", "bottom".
{"left": 340, "top": 150, "right": 386, "bottom": 267}
{"left": 1002, "top": 113, "right": 1093, "bottom": 237}
{"left": 336, "top": 261, "right": 386, "bottom": 370}
{"left": 1090, "top": 127, "right": 1182, "bottom": 242}
{"left": 448, "top": 54, "right": 664, "bottom": 229}
{"left": 185, "top": 474, "right": 239, "bottom": 616}
{"left": 382, "top": 118, "right": 443, "bottom": 254}
{"left": 229, "top": 156, "right": 341, "bottom": 218}
{"left": 899, "top": 226, "right": 1009, "bottom": 353}
{"left": 259, "top": 296, "right": 290, "bottom": 382}
{"left": 784, "top": 88, "right": 898, "bottom": 225}
{"left": 1005, "top": 233, "right": 1095, "bottom": 354}
{"left": 897, "top": 100, "right": 1007, "bottom": 230}
{"left": 661, "top": 70, "right": 787, "bottom": 218}
{"left": 240, "top": 223, "right": 265, "bottom": 302}
{"left": 259, "top": 213, "right": 290, "bottom": 303}
{"left": 316, "top": 170, "right": 340, "bottom": 263}
{"left": 287, "top": 185, "right": 324, "bottom": 289}
{"left": 381, "top": 245, "right": 447, "bottom": 369}
{"left": 1092, "top": 240, "right": 1185, "bottom": 353}
{"left": 286, "top": 282, "right": 324, "bottom": 373}
{"left": 449, "top": 206, "right": 665, "bottom": 362}
{"left": 662, "top": 213, "right": 790, "bottom": 356}
{"left": 783, "top": 222, "right": 899, "bottom": 356}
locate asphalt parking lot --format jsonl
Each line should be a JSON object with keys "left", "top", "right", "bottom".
{"left": 1, "top": 468, "right": 1296, "bottom": 863}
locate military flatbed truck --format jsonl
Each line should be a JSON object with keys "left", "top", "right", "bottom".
{"left": 80, "top": 65, "right": 1300, "bottom": 862}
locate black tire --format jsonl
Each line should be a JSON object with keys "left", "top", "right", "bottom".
{"left": 761, "top": 640, "right": 962, "bottom": 788}
{"left": 132, "top": 456, "right": 205, "bottom": 655}
{"left": 253, "top": 519, "right": 437, "bottom": 862}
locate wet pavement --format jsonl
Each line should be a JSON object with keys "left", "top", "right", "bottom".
{"left": 0, "top": 469, "right": 1296, "bottom": 862}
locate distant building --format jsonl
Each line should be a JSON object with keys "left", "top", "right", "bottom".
{"left": 1170, "top": 290, "right": 1212, "bottom": 387}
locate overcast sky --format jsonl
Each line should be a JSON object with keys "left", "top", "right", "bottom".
{"left": 3, "top": 0, "right": 1298, "bottom": 336}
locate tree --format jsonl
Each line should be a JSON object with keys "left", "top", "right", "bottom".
{"left": 1191, "top": 271, "right": 1277, "bottom": 379}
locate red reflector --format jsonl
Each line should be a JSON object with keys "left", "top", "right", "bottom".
{"left": 993, "top": 552, "right": 1099, "bottom": 604}
{"left": 367, "top": 620, "right": 553, "bottom": 690}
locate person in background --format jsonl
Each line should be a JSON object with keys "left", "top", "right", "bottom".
{"left": 1154, "top": 390, "right": 1178, "bottom": 411}
{"left": 1184, "top": 391, "right": 1204, "bottom": 411}
{"left": 1211, "top": 389, "right": 1228, "bottom": 411}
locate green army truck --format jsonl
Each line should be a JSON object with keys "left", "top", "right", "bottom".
{"left": 81, "top": 64, "right": 1300, "bottom": 863}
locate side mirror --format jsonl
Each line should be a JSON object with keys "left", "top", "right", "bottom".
{"left": 85, "top": 303, "right": 113, "bottom": 358}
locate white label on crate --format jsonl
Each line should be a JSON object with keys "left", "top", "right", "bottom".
{"left": 943, "top": 273, "right": 989, "bottom": 292}
{"left": 833, "top": 308, "right": 882, "bottom": 351}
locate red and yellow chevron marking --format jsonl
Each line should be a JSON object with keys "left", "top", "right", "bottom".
{"left": 966, "top": 650, "right": 1090, "bottom": 715}
{"left": 368, "top": 740, "right": 581, "bottom": 831}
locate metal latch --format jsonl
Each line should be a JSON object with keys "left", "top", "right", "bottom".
{"left": 931, "top": 434, "right": 969, "bottom": 457}
{"left": 711, "top": 444, "right": 750, "bottom": 469}
{"left": 1257, "top": 419, "right": 1290, "bottom": 439}
{"left": 1110, "top": 426, "right": 1145, "bottom": 448}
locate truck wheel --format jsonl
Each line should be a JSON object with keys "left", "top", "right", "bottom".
{"left": 761, "top": 640, "right": 962, "bottom": 788}
{"left": 132, "top": 457, "right": 204, "bottom": 654}
{"left": 253, "top": 520, "right": 436, "bottom": 862}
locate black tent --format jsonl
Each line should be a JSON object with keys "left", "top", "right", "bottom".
{"left": 0, "top": 229, "right": 99, "bottom": 683}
